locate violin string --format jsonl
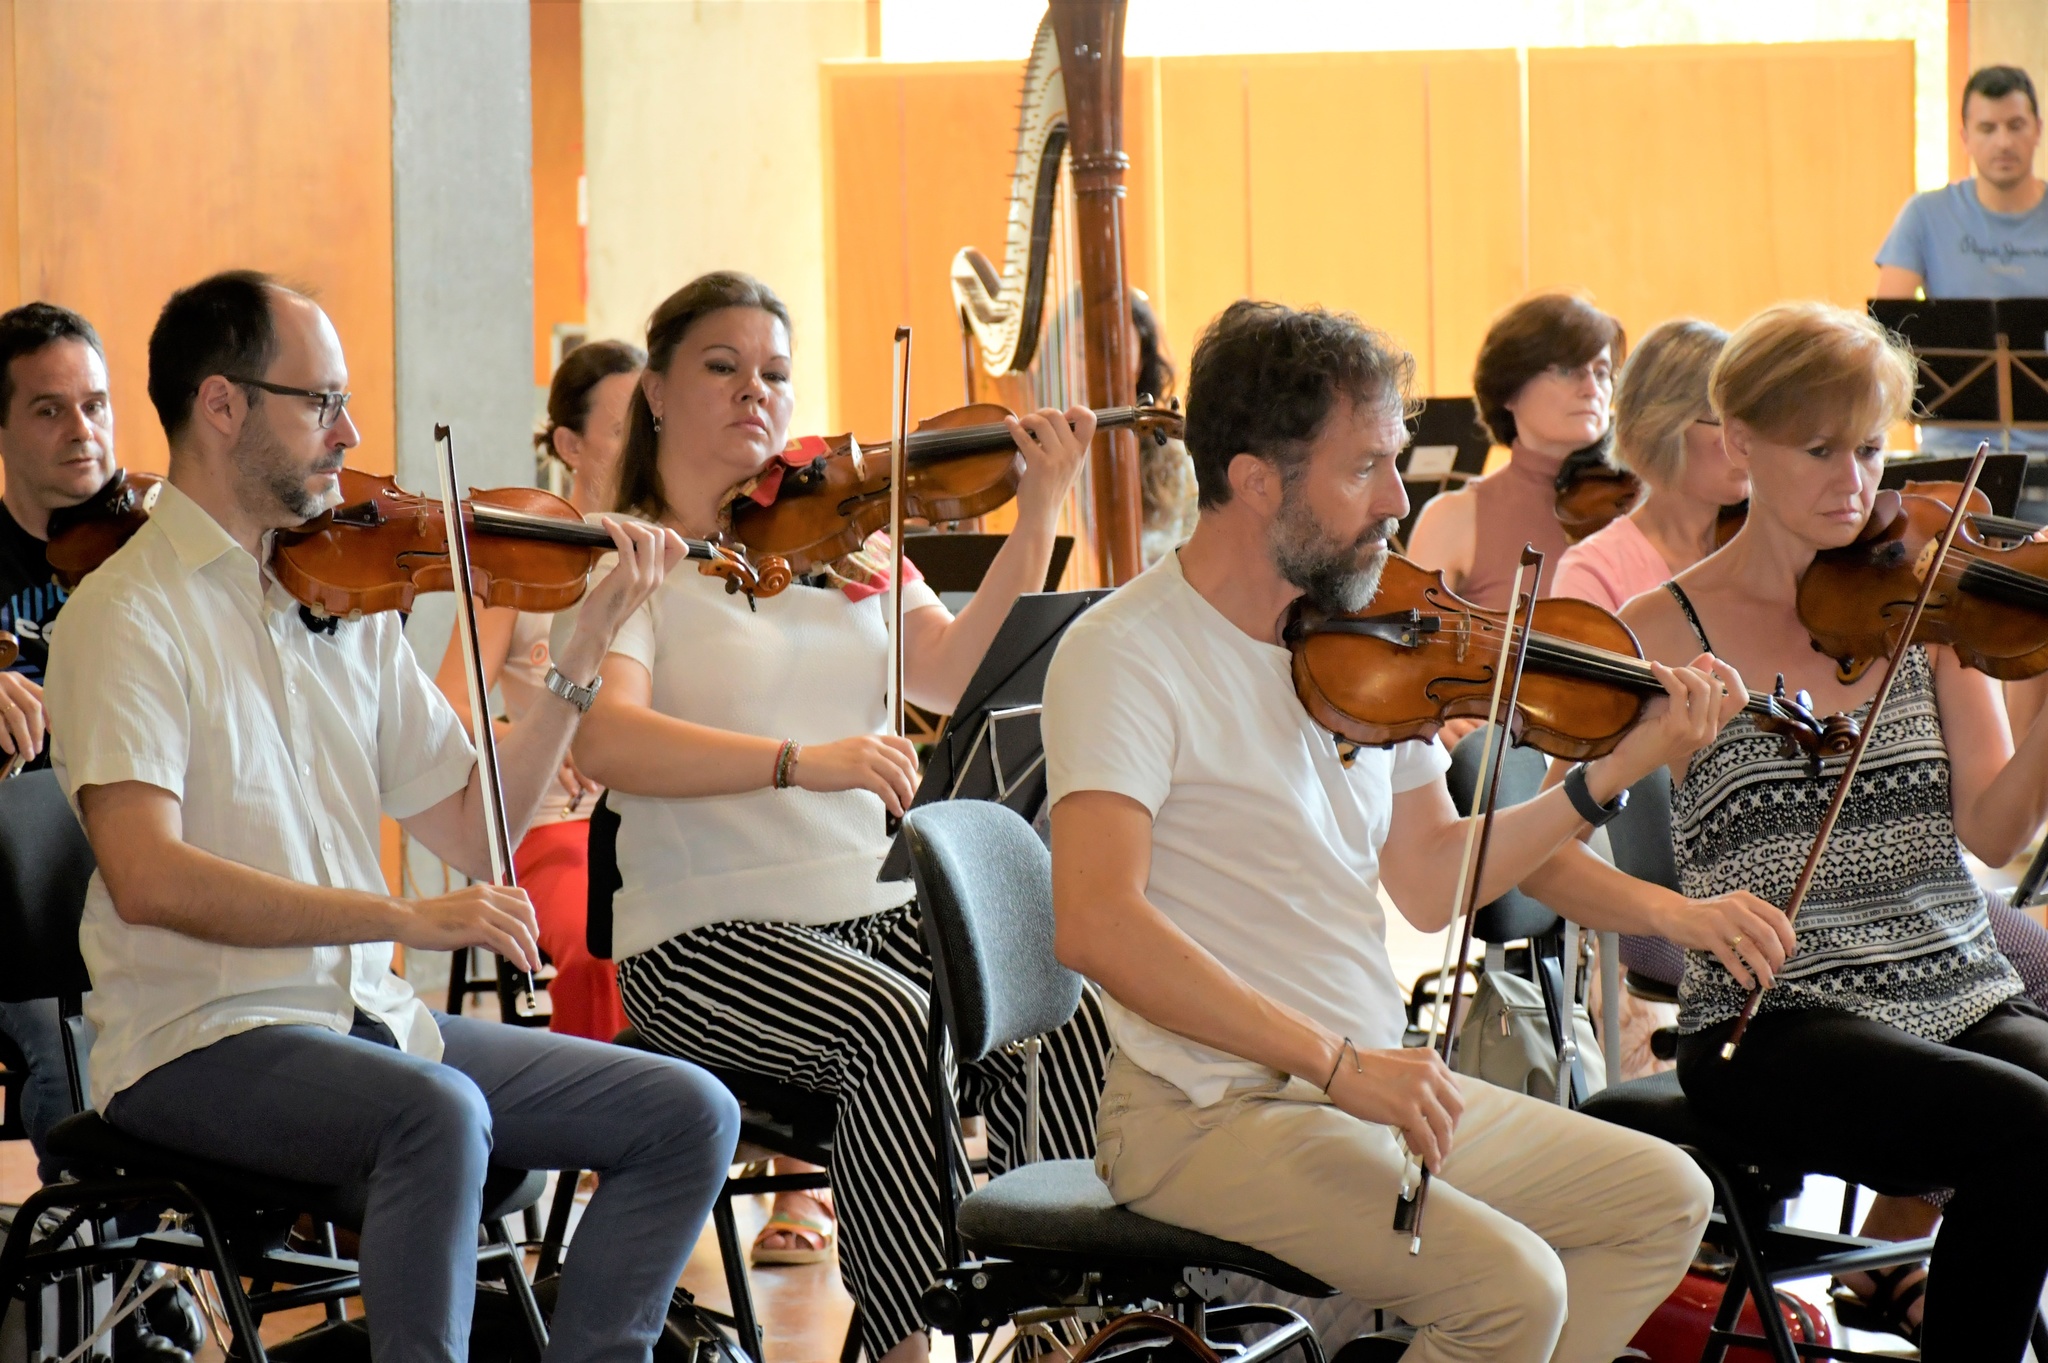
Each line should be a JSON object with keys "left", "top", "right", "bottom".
{"left": 1447, "top": 620, "right": 1779, "bottom": 711}
{"left": 1956, "top": 555, "right": 2048, "bottom": 612}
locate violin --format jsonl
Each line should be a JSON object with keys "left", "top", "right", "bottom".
{"left": 729, "top": 399, "right": 1183, "bottom": 577}
{"left": 1553, "top": 444, "right": 1643, "bottom": 544}
{"left": 0, "top": 630, "right": 15, "bottom": 670}
{"left": 1287, "top": 554, "right": 1859, "bottom": 764}
{"left": 45, "top": 466, "right": 792, "bottom": 614}
{"left": 1799, "top": 483, "right": 2048, "bottom": 684}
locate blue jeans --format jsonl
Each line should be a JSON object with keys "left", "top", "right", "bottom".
{"left": 0, "top": 998, "right": 87, "bottom": 1184}
{"left": 104, "top": 1011, "right": 740, "bottom": 1363}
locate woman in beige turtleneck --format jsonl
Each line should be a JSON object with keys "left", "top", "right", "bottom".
{"left": 1408, "top": 293, "right": 1626, "bottom": 610}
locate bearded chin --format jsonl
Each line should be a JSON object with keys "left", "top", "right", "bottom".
{"left": 1292, "top": 545, "right": 1386, "bottom": 615}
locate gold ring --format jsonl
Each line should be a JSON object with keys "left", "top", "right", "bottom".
{"left": 1728, "top": 933, "right": 1745, "bottom": 949}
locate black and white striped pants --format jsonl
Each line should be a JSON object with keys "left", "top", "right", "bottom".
{"left": 616, "top": 900, "right": 1113, "bottom": 1359}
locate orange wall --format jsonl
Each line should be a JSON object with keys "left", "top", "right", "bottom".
{"left": 825, "top": 42, "right": 1914, "bottom": 433}
{"left": 0, "top": 0, "right": 394, "bottom": 479}
{"left": 532, "top": 0, "right": 585, "bottom": 383}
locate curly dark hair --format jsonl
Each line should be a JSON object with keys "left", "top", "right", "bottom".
{"left": 1183, "top": 300, "right": 1416, "bottom": 510}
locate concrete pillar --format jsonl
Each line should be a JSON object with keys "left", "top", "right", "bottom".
{"left": 390, "top": 0, "right": 535, "bottom": 497}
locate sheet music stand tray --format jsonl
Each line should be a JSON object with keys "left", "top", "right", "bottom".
{"left": 879, "top": 587, "right": 1111, "bottom": 880}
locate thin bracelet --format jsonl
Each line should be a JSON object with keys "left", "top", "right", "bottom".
{"left": 1321, "top": 1037, "right": 1360, "bottom": 1092}
{"left": 774, "top": 739, "right": 801, "bottom": 790}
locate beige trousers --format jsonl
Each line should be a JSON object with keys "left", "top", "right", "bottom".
{"left": 1095, "top": 1054, "right": 1711, "bottom": 1363}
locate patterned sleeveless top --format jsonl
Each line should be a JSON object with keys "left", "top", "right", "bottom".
{"left": 1665, "top": 584, "right": 2020, "bottom": 1040}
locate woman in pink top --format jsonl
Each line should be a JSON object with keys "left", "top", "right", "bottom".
{"left": 1552, "top": 319, "right": 1745, "bottom": 613}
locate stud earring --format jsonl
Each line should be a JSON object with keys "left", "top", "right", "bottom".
{"left": 653, "top": 415, "right": 663, "bottom": 433}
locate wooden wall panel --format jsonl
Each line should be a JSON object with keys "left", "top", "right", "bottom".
{"left": 824, "top": 62, "right": 1016, "bottom": 438}
{"left": 1424, "top": 50, "right": 1524, "bottom": 396}
{"left": 1156, "top": 57, "right": 1248, "bottom": 385}
{"left": 532, "top": 0, "right": 584, "bottom": 384}
{"left": 1248, "top": 55, "right": 1431, "bottom": 385}
{"left": 1527, "top": 43, "right": 1914, "bottom": 344}
{"left": 11, "top": 1, "right": 394, "bottom": 476}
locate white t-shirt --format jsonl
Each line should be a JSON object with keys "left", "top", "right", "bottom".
{"left": 1043, "top": 551, "right": 1450, "bottom": 1107}
{"left": 46, "top": 484, "right": 473, "bottom": 1108}
{"left": 555, "top": 555, "right": 940, "bottom": 960}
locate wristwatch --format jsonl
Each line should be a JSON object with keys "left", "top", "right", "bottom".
{"left": 1563, "top": 761, "right": 1629, "bottom": 828}
{"left": 544, "top": 665, "right": 603, "bottom": 714}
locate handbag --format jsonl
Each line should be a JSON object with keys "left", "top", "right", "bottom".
{"left": 1452, "top": 963, "right": 1606, "bottom": 1102}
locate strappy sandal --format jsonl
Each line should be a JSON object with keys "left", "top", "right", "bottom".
{"left": 750, "top": 1210, "right": 835, "bottom": 1266}
{"left": 1830, "top": 1264, "right": 1926, "bottom": 1346}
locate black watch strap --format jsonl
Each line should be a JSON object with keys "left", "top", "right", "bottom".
{"left": 1564, "top": 762, "right": 1629, "bottom": 827}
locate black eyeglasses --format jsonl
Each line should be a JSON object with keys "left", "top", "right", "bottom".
{"left": 225, "top": 376, "right": 352, "bottom": 430}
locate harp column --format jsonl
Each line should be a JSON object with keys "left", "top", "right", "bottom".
{"left": 1050, "top": 0, "right": 1143, "bottom": 586}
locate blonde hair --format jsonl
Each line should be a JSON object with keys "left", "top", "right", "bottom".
{"left": 1612, "top": 319, "right": 1728, "bottom": 488}
{"left": 1709, "top": 302, "right": 1915, "bottom": 444}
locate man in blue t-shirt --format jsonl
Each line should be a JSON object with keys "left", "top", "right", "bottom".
{"left": 1878, "top": 65, "right": 2048, "bottom": 299}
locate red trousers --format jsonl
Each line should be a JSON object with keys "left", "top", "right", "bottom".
{"left": 514, "top": 819, "right": 627, "bottom": 1042}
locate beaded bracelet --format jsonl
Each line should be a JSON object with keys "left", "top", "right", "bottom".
{"left": 774, "top": 739, "right": 801, "bottom": 790}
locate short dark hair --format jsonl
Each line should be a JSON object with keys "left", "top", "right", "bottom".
{"left": 146, "top": 270, "right": 287, "bottom": 439}
{"left": 1183, "top": 300, "right": 1417, "bottom": 510}
{"left": 0, "top": 303, "right": 103, "bottom": 424}
{"left": 1964, "top": 65, "right": 2038, "bottom": 119}
{"left": 1472, "top": 293, "right": 1626, "bottom": 447}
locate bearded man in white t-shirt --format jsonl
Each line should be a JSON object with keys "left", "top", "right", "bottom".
{"left": 1043, "top": 300, "right": 1799, "bottom": 1362}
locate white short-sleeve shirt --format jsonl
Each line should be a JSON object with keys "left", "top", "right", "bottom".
{"left": 553, "top": 549, "right": 941, "bottom": 959}
{"left": 45, "top": 482, "right": 476, "bottom": 1109}
{"left": 1042, "top": 551, "right": 1449, "bottom": 1107}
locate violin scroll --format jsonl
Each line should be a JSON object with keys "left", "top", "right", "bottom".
{"left": 698, "top": 543, "right": 793, "bottom": 604}
{"left": 1751, "top": 673, "right": 1859, "bottom": 774}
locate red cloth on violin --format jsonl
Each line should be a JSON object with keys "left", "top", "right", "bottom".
{"left": 514, "top": 819, "right": 627, "bottom": 1042}
{"left": 744, "top": 435, "right": 929, "bottom": 604}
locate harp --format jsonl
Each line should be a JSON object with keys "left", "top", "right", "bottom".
{"left": 951, "top": 0, "right": 1143, "bottom": 587}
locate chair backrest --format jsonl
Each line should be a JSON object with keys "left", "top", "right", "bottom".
{"left": 0, "top": 770, "right": 96, "bottom": 1004}
{"left": 585, "top": 793, "right": 620, "bottom": 962}
{"left": 1607, "top": 767, "right": 1677, "bottom": 892}
{"left": 1444, "top": 729, "right": 1557, "bottom": 943}
{"left": 901, "top": 801, "right": 1082, "bottom": 1065}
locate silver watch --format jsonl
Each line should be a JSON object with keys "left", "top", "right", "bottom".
{"left": 543, "top": 665, "right": 602, "bottom": 714}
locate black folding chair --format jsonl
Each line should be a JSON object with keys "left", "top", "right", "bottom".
{"left": 0, "top": 770, "right": 549, "bottom": 1363}
{"left": 535, "top": 794, "right": 851, "bottom": 1363}
{"left": 903, "top": 801, "right": 1375, "bottom": 1363}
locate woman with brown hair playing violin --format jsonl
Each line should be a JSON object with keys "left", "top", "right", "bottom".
{"left": 1526, "top": 300, "right": 2048, "bottom": 1359}
{"left": 556, "top": 270, "right": 1113, "bottom": 1363}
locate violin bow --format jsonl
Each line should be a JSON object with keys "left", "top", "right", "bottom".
{"left": 886, "top": 326, "right": 911, "bottom": 744}
{"left": 1721, "top": 439, "right": 1993, "bottom": 1060}
{"left": 1396, "top": 544, "right": 1544, "bottom": 1255}
{"left": 433, "top": 424, "right": 535, "bottom": 1004}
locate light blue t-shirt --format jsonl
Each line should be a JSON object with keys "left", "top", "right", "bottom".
{"left": 1877, "top": 179, "right": 2048, "bottom": 297}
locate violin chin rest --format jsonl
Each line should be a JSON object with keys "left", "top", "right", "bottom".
{"left": 1861, "top": 488, "right": 1904, "bottom": 541}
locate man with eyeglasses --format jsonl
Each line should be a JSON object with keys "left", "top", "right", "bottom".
{"left": 40, "top": 270, "right": 744, "bottom": 1363}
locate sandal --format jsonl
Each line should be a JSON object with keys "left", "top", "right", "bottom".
{"left": 1830, "top": 1264, "right": 1926, "bottom": 1346}
{"left": 751, "top": 1209, "right": 835, "bottom": 1266}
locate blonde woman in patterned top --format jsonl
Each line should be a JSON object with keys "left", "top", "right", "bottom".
{"left": 1527, "top": 301, "right": 2048, "bottom": 1358}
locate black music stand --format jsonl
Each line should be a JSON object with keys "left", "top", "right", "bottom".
{"left": 879, "top": 588, "right": 1110, "bottom": 880}
{"left": 1400, "top": 396, "right": 1492, "bottom": 545}
{"left": 1869, "top": 297, "right": 2048, "bottom": 440}
{"left": 1880, "top": 451, "right": 2029, "bottom": 518}
{"left": 902, "top": 531, "right": 1075, "bottom": 594}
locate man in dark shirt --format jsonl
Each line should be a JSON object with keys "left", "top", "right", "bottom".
{"left": 0, "top": 304, "right": 200, "bottom": 1360}
{"left": 0, "top": 301, "right": 116, "bottom": 772}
